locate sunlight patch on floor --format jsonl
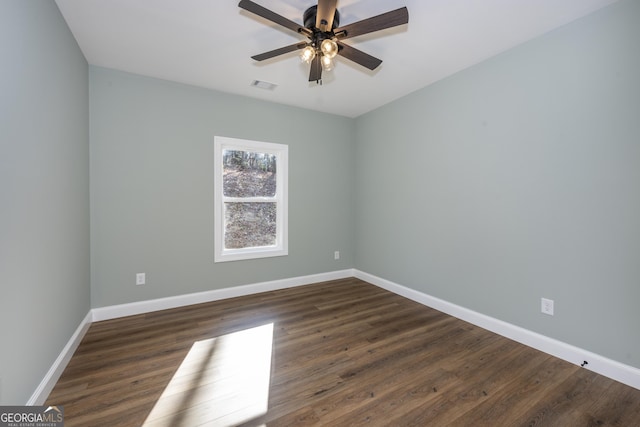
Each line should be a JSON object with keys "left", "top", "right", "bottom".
{"left": 143, "top": 323, "right": 274, "bottom": 427}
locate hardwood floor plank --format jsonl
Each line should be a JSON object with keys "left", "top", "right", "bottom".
{"left": 584, "top": 376, "right": 640, "bottom": 425}
{"left": 46, "top": 278, "right": 640, "bottom": 426}
{"left": 511, "top": 370, "right": 613, "bottom": 426}
{"left": 449, "top": 354, "right": 579, "bottom": 425}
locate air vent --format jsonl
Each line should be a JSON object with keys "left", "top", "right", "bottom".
{"left": 251, "top": 80, "right": 277, "bottom": 90}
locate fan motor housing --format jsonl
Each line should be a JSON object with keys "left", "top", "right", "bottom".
{"left": 303, "top": 5, "right": 340, "bottom": 30}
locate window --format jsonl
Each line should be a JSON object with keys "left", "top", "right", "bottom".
{"left": 214, "top": 136, "right": 288, "bottom": 262}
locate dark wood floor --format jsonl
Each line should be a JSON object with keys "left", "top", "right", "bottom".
{"left": 47, "top": 278, "right": 640, "bottom": 426}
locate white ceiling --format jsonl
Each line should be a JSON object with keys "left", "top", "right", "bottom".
{"left": 55, "top": 0, "right": 618, "bottom": 118}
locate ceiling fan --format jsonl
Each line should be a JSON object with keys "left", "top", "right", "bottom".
{"left": 238, "top": 0, "right": 409, "bottom": 83}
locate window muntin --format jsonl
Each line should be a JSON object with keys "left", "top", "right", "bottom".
{"left": 214, "top": 137, "right": 288, "bottom": 262}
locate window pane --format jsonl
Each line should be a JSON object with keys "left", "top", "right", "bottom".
{"left": 223, "top": 150, "right": 277, "bottom": 197}
{"left": 224, "top": 202, "right": 276, "bottom": 249}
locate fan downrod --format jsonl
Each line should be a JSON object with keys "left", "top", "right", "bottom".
{"left": 303, "top": 5, "right": 340, "bottom": 30}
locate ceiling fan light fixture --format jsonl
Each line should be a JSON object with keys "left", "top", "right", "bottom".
{"left": 300, "top": 45, "right": 316, "bottom": 63}
{"left": 239, "top": 1, "right": 409, "bottom": 83}
{"left": 321, "top": 55, "right": 335, "bottom": 71}
{"left": 320, "top": 38, "right": 338, "bottom": 59}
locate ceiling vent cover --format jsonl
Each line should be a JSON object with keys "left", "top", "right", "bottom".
{"left": 251, "top": 80, "right": 277, "bottom": 90}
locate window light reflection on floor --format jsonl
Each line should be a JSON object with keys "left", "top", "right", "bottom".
{"left": 143, "top": 323, "right": 274, "bottom": 427}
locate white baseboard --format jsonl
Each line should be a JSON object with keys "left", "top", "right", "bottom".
{"left": 92, "top": 269, "right": 355, "bottom": 322}
{"left": 354, "top": 269, "right": 640, "bottom": 391}
{"left": 28, "top": 311, "right": 93, "bottom": 405}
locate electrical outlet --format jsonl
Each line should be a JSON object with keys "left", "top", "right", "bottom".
{"left": 334, "top": 251, "right": 340, "bottom": 260}
{"left": 541, "top": 298, "right": 554, "bottom": 316}
{"left": 136, "top": 273, "right": 146, "bottom": 285}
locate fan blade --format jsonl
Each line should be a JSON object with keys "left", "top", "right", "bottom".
{"left": 316, "top": 0, "right": 338, "bottom": 32}
{"left": 336, "top": 42, "right": 382, "bottom": 70}
{"left": 252, "top": 42, "right": 308, "bottom": 61}
{"left": 309, "top": 55, "right": 322, "bottom": 82}
{"left": 334, "top": 7, "right": 409, "bottom": 40}
{"left": 239, "top": 0, "right": 310, "bottom": 36}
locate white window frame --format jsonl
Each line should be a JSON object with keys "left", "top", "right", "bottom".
{"left": 214, "top": 136, "right": 288, "bottom": 262}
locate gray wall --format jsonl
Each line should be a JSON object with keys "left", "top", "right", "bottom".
{"left": 0, "top": 1, "right": 90, "bottom": 404}
{"left": 90, "top": 67, "right": 354, "bottom": 307}
{"left": 355, "top": 0, "right": 640, "bottom": 368}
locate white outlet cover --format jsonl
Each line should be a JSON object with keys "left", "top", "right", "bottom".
{"left": 136, "top": 273, "right": 146, "bottom": 285}
{"left": 541, "top": 298, "right": 554, "bottom": 316}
